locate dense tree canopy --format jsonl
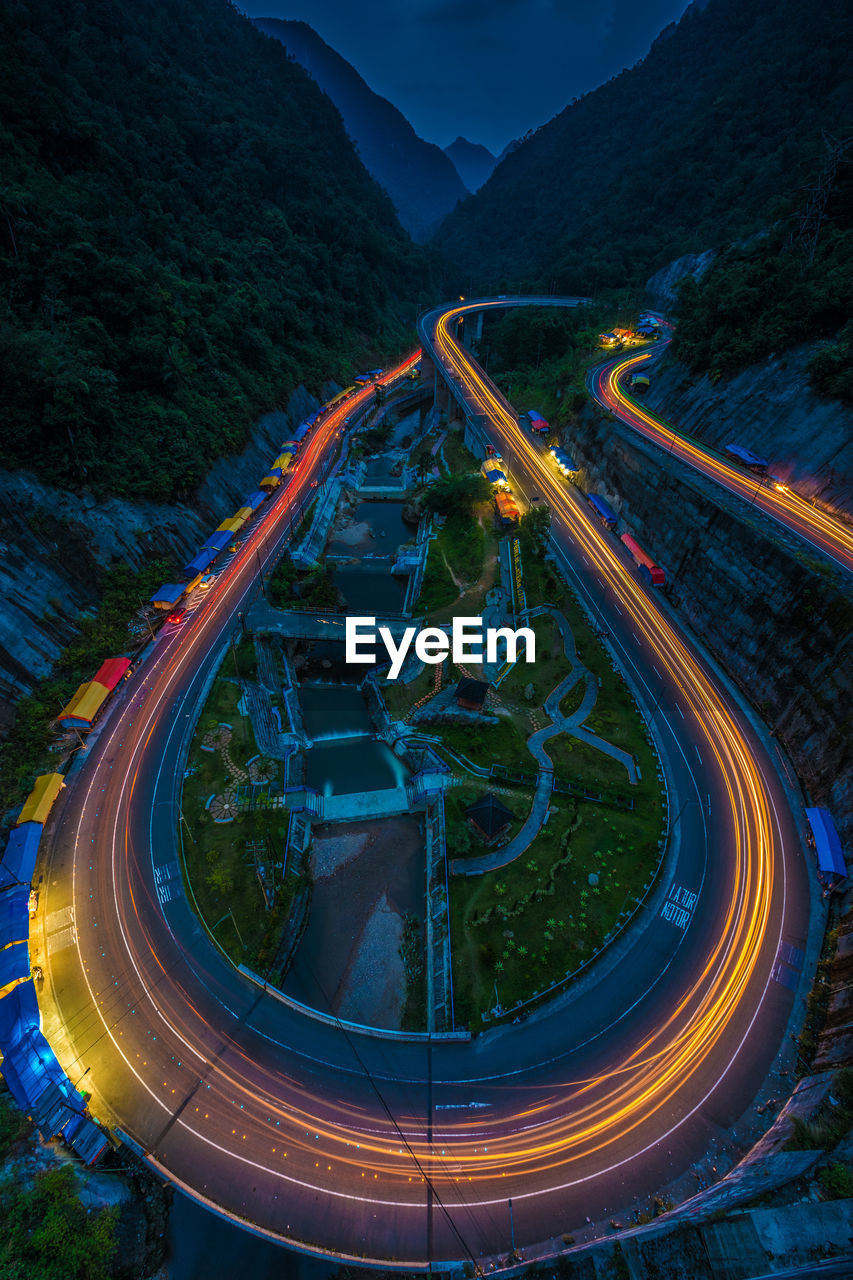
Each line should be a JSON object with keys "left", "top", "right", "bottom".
{"left": 672, "top": 167, "right": 853, "bottom": 397}
{"left": 0, "top": 0, "right": 437, "bottom": 500}
{"left": 434, "top": 0, "right": 853, "bottom": 309}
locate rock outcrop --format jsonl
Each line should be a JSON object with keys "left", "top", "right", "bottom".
{"left": 644, "top": 345, "right": 853, "bottom": 508}
{"left": 562, "top": 401, "right": 853, "bottom": 850}
{"left": 0, "top": 385, "right": 320, "bottom": 706}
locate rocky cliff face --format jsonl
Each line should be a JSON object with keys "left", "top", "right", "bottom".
{"left": 561, "top": 403, "right": 853, "bottom": 850}
{"left": 644, "top": 248, "right": 716, "bottom": 309}
{"left": 644, "top": 345, "right": 853, "bottom": 508}
{"left": 0, "top": 385, "right": 320, "bottom": 708}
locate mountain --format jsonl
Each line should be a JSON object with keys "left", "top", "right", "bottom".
{"left": 0, "top": 0, "right": 434, "bottom": 502}
{"left": 443, "top": 137, "right": 496, "bottom": 193}
{"left": 434, "top": 0, "right": 853, "bottom": 297}
{"left": 253, "top": 18, "right": 468, "bottom": 239}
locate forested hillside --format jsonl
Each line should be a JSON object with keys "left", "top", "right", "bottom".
{"left": 435, "top": 0, "right": 853, "bottom": 299}
{"left": 254, "top": 18, "right": 468, "bottom": 239}
{"left": 0, "top": 0, "right": 435, "bottom": 501}
{"left": 672, "top": 162, "right": 853, "bottom": 399}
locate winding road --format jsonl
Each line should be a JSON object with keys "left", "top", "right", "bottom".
{"left": 33, "top": 303, "right": 816, "bottom": 1267}
{"left": 588, "top": 329, "right": 853, "bottom": 575}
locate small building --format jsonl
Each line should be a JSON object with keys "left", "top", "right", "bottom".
{"left": 454, "top": 678, "right": 489, "bottom": 711}
{"left": 466, "top": 793, "right": 515, "bottom": 845}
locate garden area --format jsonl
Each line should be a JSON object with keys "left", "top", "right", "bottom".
{"left": 179, "top": 644, "right": 303, "bottom": 979}
{"left": 449, "top": 783, "right": 664, "bottom": 1030}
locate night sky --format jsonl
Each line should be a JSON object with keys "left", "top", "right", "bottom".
{"left": 242, "top": 0, "right": 691, "bottom": 155}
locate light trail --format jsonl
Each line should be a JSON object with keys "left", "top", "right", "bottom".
{"left": 590, "top": 338, "right": 853, "bottom": 575}
{"left": 37, "top": 309, "right": 806, "bottom": 1263}
{"left": 420, "top": 301, "right": 785, "bottom": 1174}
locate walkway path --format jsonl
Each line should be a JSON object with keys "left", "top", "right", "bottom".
{"left": 451, "top": 606, "right": 637, "bottom": 876}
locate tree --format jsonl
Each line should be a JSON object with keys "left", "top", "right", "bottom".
{"left": 519, "top": 506, "right": 551, "bottom": 559}
{"left": 424, "top": 474, "right": 490, "bottom": 517}
{"left": 0, "top": 1164, "right": 118, "bottom": 1279}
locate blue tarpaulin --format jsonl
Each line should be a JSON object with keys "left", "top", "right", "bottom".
{"left": 0, "top": 980, "right": 39, "bottom": 1048}
{"left": 0, "top": 823, "right": 41, "bottom": 890}
{"left": 0, "top": 886, "right": 29, "bottom": 946}
{"left": 0, "top": 1028, "right": 85, "bottom": 1114}
{"left": 184, "top": 547, "right": 218, "bottom": 578}
{"left": 0, "top": 942, "right": 30, "bottom": 988}
{"left": 203, "top": 530, "right": 232, "bottom": 552}
{"left": 149, "top": 583, "right": 185, "bottom": 607}
{"left": 243, "top": 491, "right": 268, "bottom": 510}
{"left": 806, "top": 808, "right": 847, "bottom": 882}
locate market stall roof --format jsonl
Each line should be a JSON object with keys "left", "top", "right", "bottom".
{"left": 806, "top": 808, "right": 847, "bottom": 881}
{"left": 203, "top": 530, "right": 232, "bottom": 552}
{"left": 0, "top": 887, "right": 30, "bottom": 947}
{"left": 0, "top": 943, "right": 30, "bottom": 989}
{"left": 92, "top": 656, "right": 131, "bottom": 691}
{"left": 0, "top": 979, "right": 39, "bottom": 1049}
{"left": 149, "top": 583, "right": 185, "bottom": 607}
{"left": 16, "top": 775, "right": 64, "bottom": 827}
{"left": 184, "top": 547, "right": 218, "bottom": 578}
{"left": 57, "top": 681, "right": 108, "bottom": 728}
{"left": 0, "top": 823, "right": 42, "bottom": 889}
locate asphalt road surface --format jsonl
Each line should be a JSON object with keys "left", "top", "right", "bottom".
{"left": 34, "top": 313, "right": 812, "bottom": 1268}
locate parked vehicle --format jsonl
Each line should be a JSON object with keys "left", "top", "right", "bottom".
{"left": 587, "top": 493, "right": 618, "bottom": 530}
{"left": 620, "top": 532, "right": 665, "bottom": 586}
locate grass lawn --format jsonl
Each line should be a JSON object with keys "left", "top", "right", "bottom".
{"left": 416, "top": 541, "right": 458, "bottom": 612}
{"left": 436, "top": 719, "right": 533, "bottom": 774}
{"left": 499, "top": 615, "right": 568, "bottom": 709}
{"left": 450, "top": 787, "right": 663, "bottom": 1031}
{"left": 382, "top": 663, "right": 437, "bottom": 721}
{"left": 180, "top": 666, "right": 299, "bottom": 975}
{"left": 441, "top": 428, "right": 480, "bottom": 475}
{"left": 559, "top": 679, "right": 587, "bottom": 720}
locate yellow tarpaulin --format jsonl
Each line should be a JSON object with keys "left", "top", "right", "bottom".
{"left": 272, "top": 452, "right": 292, "bottom": 472}
{"left": 17, "top": 774, "right": 65, "bottom": 826}
{"left": 216, "top": 519, "right": 239, "bottom": 532}
{"left": 259, "top": 475, "right": 281, "bottom": 488}
{"left": 58, "top": 682, "right": 109, "bottom": 727}
{"left": 229, "top": 513, "right": 248, "bottom": 531}
{"left": 235, "top": 507, "right": 253, "bottom": 522}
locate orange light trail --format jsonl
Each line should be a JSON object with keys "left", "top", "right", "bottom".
{"left": 593, "top": 344, "right": 853, "bottom": 575}
{"left": 39, "top": 315, "right": 801, "bottom": 1264}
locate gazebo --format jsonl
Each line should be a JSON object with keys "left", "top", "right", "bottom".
{"left": 466, "top": 793, "right": 514, "bottom": 846}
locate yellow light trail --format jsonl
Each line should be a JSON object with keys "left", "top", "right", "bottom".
{"left": 595, "top": 346, "right": 853, "bottom": 575}
{"left": 43, "top": 311, "right": 798, "bottom": 1255}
